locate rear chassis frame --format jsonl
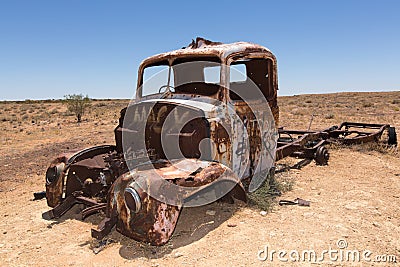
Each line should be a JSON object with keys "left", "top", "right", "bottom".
{"left": 276, "top": 122, "right": 397, "bottom": 166}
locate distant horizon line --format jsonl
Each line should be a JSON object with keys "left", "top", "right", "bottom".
{"left": 1, "top": 89, "right": 398, "bottom": 102}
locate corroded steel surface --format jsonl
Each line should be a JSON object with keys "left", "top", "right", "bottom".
{"left": 139, "top": 37, "right": 275, "bottom": 71}
{"left": 93, "top": 159, "right": 245, "bottom": 245}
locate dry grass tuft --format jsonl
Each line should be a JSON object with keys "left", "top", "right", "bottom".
{"left": 248, "top": 170, "right": 295, "bottom": 211}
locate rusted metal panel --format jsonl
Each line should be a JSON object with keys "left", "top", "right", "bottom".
{"left": 95, "top": 159, "right": 245, "bottom": 245}
{"left": 45, "top": 156, "right": 67, "bottom": 207}
{"left": 45, "top": 145, "right": 119, "bottom": 210}
{"left": 108, "top": 172, "right": 181, "bottom": 245}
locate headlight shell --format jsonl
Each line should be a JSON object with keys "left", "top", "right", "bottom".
{"left": 124, "top": 187, "right": 141, "bottom": 213}
{"left": 46, "top": 163, "right": 65, "bottom": 185}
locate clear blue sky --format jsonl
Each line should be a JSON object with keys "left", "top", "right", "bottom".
{"left": 1, "top": 0, "right": 399, "bottom": 100}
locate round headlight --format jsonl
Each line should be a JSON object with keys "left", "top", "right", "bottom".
{"left": 124, "top": 187, "right": 141, "bottom": 213}
{"left": 46, "top": 163, "right": 65, "bottom": 185}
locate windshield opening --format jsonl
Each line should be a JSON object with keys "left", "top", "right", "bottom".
{"left": 140, "top": 56, "right": 221, "bottom": 98}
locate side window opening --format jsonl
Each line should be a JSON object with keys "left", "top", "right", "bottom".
{"left": 229, "top": 58, "right": 273, "bottom": 101}
{"left": 230, "top": 64, "right": 247, "bottom": 82}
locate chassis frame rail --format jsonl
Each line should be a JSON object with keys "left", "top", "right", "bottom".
{"left": 276, "top": 122, "right": 397, "bottom": 165}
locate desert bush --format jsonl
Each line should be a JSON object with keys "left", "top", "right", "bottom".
{"left": 94, "top": 102, "right": 107, "bottom": 107}
{"left": 353, "top": 142, "right": 398, "bottom": 156}
{"left": 63, "top": 94, "right": 91, "bottom": 123}
{"left": 325, "top": 114, "right": 335, "bottom": 119}
{"left": 362, "top": 102, "right": 373, "bottom": 108}
{"left": 20, "top": 106, "right": 28, "bottom": 112}
{"left": 23, "top": 99, "right": 34, "bottom": 104}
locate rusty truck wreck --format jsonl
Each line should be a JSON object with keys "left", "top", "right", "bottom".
{"left": 43, "top": 38, "right": 280, "bottom": 245}
{"left": 42, "top": 38, "right": 397, "bottom": 246}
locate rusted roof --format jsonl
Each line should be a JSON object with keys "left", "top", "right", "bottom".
{"left": 140, "top": 37, "right": 274, "bottom": 66}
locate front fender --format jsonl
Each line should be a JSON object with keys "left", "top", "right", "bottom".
{"left": 44, "top": 145, "right": 117, "bottom": 207}
{"left": 107, "top": 158, "right": 246, "bottom": 245}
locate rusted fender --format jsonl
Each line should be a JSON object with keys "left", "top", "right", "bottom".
{"left": 106, "top": 159, "right": 246, "bottom": 246}
{"left": 45, "top": 145, "right": 117, "bottom": 207}
{"left": 45, "top": 155, "right": 69, "bottom": 207}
